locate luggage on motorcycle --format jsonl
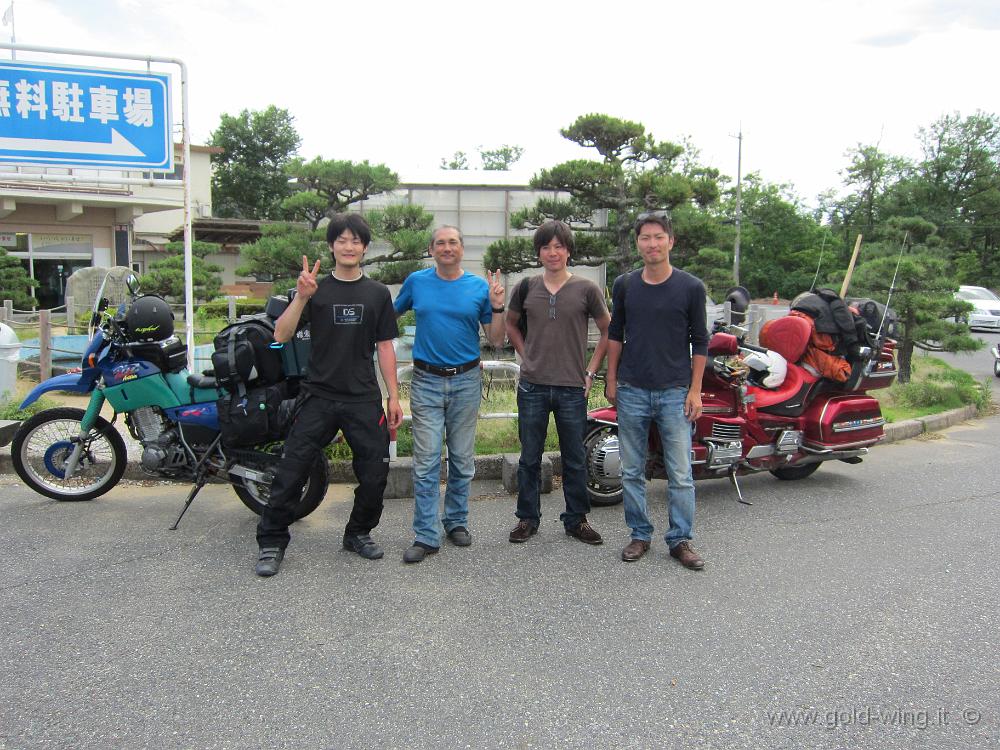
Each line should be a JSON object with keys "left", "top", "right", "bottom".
{"left": 790, "top": 288, "right": 875, "bottom": 360}
{"left": 216, "top": 382, "right": 295, "bottom": 448}
{"left": 128, "top": 335, "right": 188, "bottom": 374}
{"left": 847, "top": 297, "right": 898, "bottom": 339}
{"left": 211, "top": 315, "right": 284, "bottom": 394}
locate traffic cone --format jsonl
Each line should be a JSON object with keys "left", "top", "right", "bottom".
{"left": 772, "top": 291, "right": 779, "bottom": 305}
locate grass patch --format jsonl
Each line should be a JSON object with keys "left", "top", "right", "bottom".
{"left": 879, "top": 354, "right": 992, "bottom": 422}
{"left": 0, "top": 396, "right": 59, "bottom": 421}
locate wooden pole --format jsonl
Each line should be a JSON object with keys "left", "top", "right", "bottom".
{"left": 840, "top": 234, "right": 863, "bottom": 298}
{"left": 39, "top": 308, "right": 52, "bottom": 381}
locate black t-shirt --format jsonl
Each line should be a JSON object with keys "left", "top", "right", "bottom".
{"left": 607, "top": 268, "right": 710, "bottom": 390}
{"left": 299, "top": 274, "right": 398, "bottom": 402}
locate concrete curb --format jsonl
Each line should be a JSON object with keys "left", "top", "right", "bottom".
{"left": 0, "top": 407, "right": 981, "bottom": 494}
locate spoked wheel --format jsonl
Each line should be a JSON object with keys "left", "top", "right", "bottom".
{"left": 231, "top": 455, "right": 329, "bottom": 520}
{"left": 584, "top": 423, "right": 624, "bottom": 506}
{"left": 11, "top": 407, "right": 128, "bottom": 501}
{"left": 770, "top": 462, "right": 821, "bottom": 481}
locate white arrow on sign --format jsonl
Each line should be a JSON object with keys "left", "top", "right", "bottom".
{"left": 0, "top": 128, "right": 144, "bottom": 157}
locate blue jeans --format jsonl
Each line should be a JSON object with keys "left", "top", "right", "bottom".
{"left": 616, "top": 382, "right": 695, "bottom": 548}
{"left": 409, "top": 367, "right": 481, "bottom": 547}
{"left": 516, "top": 380, "right": 589, "bottom": 528}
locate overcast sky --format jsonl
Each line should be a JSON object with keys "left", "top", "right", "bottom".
{"left": 7, "top": 0, "right": 1000, "bottom": 207}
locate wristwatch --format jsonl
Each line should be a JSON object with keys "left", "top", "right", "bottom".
{"left": 585, "top": 371, "right": 597, "bottom": 379}
{"left": 492, "top": 306, "right": 505, "bottom": 313}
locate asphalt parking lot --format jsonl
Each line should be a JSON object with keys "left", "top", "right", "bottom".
{"left": 1, "top": 415, "right": 998, "bottom": 749}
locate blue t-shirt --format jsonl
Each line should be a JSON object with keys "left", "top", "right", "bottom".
{"left": 394, "top": 268, "right": 492, "bottom": 366}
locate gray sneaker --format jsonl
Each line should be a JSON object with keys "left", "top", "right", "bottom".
{"left": 343, "top": 533, "right": 384, "bottom": 560}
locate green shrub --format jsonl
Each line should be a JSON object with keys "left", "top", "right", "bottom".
{"left": 197, "top": 298, "right": 268, "bottom": 319}
{"left": 0, "top": 396, "right": 59, "bottom": 421}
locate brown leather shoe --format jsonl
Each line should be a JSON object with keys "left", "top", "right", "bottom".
{"left": 670, "top": 541, "right": 705, "bottom": 570}
{"left": 566, "top": 521, "right": 603, "bottom": 545}
{"left": 508, "top": 520, "right": 538, "bottom": 543}
{"left": 621, "top": 539, "right": 650, "bottom": 562}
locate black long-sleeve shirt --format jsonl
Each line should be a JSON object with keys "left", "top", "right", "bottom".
{"left": 608, "top": 269, "right": 709, "bottom": 390}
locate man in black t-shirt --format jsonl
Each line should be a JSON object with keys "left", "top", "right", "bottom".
{"left": 605, "top": 211, "right": 709, "bottom": 570}
{"left": 254, "top": 214, "right": 403, "bottom": 577}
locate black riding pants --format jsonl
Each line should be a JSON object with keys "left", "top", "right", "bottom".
{"left": 256, "top": 394, "right": 390, "bottom": 549}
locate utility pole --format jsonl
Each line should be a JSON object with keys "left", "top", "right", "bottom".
{"left": 732, "top": 125, "right": 743, "bottom": 285}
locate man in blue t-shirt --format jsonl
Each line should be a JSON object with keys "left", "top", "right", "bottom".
{"left": 394, "top": 226, "right": 506, "bottom": 563}
{"left": 605, "top": 211, "right": 710, "bottom": 570}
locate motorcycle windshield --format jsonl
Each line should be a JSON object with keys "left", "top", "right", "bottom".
{"left": 89, "top": 270, "right": 138, "bottom": 339}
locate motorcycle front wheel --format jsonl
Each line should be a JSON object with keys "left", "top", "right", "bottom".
{"left": 231, "top": 456, "right": 328, "bottom": 520}
{"left": 11, "top": 407, "right": 128, "bottom": 502}
{"left": 584, "top": 423, "right": 624, "bottom": 506}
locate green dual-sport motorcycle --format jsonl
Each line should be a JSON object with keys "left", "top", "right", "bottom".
{"left": 11, "top": 272, "right": 327, "bottom": 528}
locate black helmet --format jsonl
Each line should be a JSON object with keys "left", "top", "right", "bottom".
{"left": 125, "top": 295, "right": 174, "bottom": 342}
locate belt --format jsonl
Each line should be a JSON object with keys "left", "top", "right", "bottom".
{"left": 413, "top": 358, "right": 480, "bottom": 377}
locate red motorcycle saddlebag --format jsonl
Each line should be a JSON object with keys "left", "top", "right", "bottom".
{"left": 801, "top": 393, "right": 885, "bottom": 448}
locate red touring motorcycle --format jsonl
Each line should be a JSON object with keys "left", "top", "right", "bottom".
{"left": 584, "top": 299, "right": 898, "bottom": 505}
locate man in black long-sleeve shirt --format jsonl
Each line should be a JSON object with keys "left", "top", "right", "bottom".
{"left": 605, "top": 211, "right": 709, "bottom": 569}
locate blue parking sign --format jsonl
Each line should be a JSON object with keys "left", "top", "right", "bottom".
{"left": 0, "top": 60, "right": 172, "bottom": 170}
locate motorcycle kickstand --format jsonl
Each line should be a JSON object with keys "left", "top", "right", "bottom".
{"left": 728, "top": 466, "right": 752, "bottom": 505}
{"left": 169, "top": 479, "right": 207, "bottom": 530}
{"left": 169, "top": 435, "right": 223, "bottom": 530}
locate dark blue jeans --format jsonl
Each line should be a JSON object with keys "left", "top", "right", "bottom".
{"left": 516, "top": 380, "right": 589, "bottom": 528}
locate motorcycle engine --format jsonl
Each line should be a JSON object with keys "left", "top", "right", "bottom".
{"left": 128, "top": 406, "right": 189, "bottom": 475}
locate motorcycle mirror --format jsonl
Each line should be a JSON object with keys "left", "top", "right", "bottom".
{"left": 126, "top": 274, "right": 140, "bottom": 296}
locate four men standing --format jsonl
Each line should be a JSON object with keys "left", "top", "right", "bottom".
{"left": 254, "top": 211, "right": 708, "bottom": 574}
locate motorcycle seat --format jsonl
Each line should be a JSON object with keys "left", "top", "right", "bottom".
{"left": 187, "top": 373, "right": 218, "bottom": 390}
{"left": 753, "top": 362, "right": 819, "bottom": 415}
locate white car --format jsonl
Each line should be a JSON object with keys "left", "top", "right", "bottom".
{"left": 955, "top": 285, "right": 1000, "bottom": 330}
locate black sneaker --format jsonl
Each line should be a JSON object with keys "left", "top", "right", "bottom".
{"left": 447, "top": 526, "right": 472, "bottom": 547}
{"left": 343, "top": 533, "right": 384, "bottom": 560}
{"left": 403, "top": 542, "right": 439, "bottom": 564}
{"left": 255, "top": 547, "right": 285, "bottom": 577}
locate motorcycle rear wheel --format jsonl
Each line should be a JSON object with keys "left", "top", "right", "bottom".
{"left": 994, "top": 358, "right": 1000, "bottom": 377}
{"left": 770, "top": 462, "right": 821, "bottom": 481}
{"left": 231, "top": 456, "right": 328, "bottom": 520}
{"left": 585, "top": 423, "right": 624, "bottom": 506}
{"left": 11, "top": 407, "right": 128, "bottom": 502}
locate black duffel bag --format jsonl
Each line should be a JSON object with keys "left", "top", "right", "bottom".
{"left": 217, "top": 383, "right": 295, "bottom": 448}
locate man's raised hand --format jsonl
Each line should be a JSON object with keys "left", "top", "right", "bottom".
{"left": 486, "top": 269, "right": 505, "bottom": 308}
{"left": 297, "top": 255, "right": 321, "bottom": 300}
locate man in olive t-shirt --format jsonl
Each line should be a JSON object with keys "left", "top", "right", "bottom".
{"left": 505, "top": 220, "right": 610, "bottom": 546}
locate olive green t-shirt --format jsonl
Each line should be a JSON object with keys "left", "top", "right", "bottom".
{"left": 510, "top": 275, "right": 609, "bottom": 388}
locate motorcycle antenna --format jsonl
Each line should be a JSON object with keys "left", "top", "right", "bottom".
{"left": 809, "top": 235, "right": 827, "bottom": 292}
{"left": 876, "top": 232, "right": 909, "bottom": 341}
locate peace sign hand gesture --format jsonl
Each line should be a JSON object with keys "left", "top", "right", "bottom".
{"left": 297, "top": 255, "right": 321, "bottom": 300}
{"left": 486, "top": 269, "right": 505, "bottom": 309}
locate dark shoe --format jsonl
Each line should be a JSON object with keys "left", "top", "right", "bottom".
{"left": 508, "top": 520, "right": 538, "bottom": 543}
{"left": 343, "top": 533, "right": 384, "bottom": 560}
{"left": 621, "top": 539, "right": 650, "bottom": 562}
{"left": 566, "top": 521, "right": 603, "bottom": 545}
{"left": 670, "top": 541, "right": 705, "bottom": 570}
{"left": 255, "top": 546, "right": 285, "bottom": 577}
{"left": 446, "top": 527, "right": 472, "bottom": 547}
{"left": 403, "top": 542, "right": 439, "bottom": 564}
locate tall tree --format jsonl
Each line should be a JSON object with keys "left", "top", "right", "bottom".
{"left": 209, "top": 106, "right": 301, "bottom": 220}
{"left": 281, "top": 157, "right": 399, "bottom": 229}
{"left": 850, "top": 219, "right": 979, "bottom": 383}
{"left": 480, "top": 144, "right": 524, "bottom": 170}
{"left": 485, "top": 114, "right": 724, "bottom": 276}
